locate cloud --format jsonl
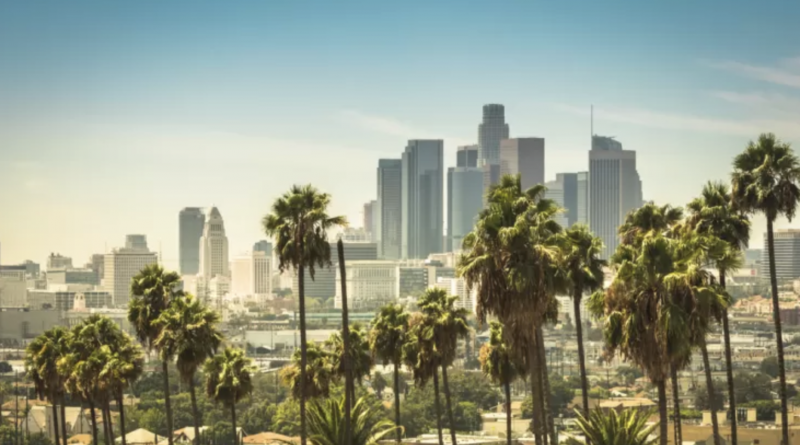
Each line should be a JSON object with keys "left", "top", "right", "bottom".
{"left": 703, "top": 58, "right": 800, "bottom": 89}
{"left": 709, "top": 91, "right": 800, "bottom": 116}
{"left": 338, "top": 109, "right": 472, "bottom": 148}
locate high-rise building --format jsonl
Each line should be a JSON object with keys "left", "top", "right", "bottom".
{"left": 363, "top": 200, "right": 376, "bottom": 239}
{"left": 377, "top": 159, "right": 402, "bottom": 260}
{"left": 576, "top": 171, "right": 589, "bottom": 226}
{"left": 546, "top": 173, "right": 583, "bottom": 227}
{"left": 402, "top": 140, "right": 444, "bottom": 259}
{"left": 447, "top": 145, "right": 480, "bottom": 252}
{"left": 544, "top": 179, "right": 570, "bottom": 227}
{"left": 335, "top": 260, "right": 398, "bottom": 310}
{"left": 86, "top": 254, "right": 104, "bottom": 283}
{"left": 589, "top": 136, "right": 643, "bottom": 259}
{"left": 478, "top": 105, "right": 510, "bottom": 166}
{"left": 199, "top": 206, "right": 230, "bottom": 280}
{"left": 761, "top": 229, "right": 800, "bottom": 281}
{"left": 500, "top": 138, "right": 545, "bottom": 191}
{"left": 47, "top": 253, "right": 73, "bottom": 270}
{"left": 447, "top": 167, "right": 483, "bottom": 252}
{"left": 179, "top": 207, "right": 205, "bottom": 275}
{"left": 125, "top": 234, "right": 148, "bottom": 250}
{"left": 231, "top": 251, "right": 272, "bottom": 296}
{"left": 457, "top": 145, "right": 479, "bottom": 168}
{"left": 103, "top": 236, "right": 158, "bottom": 307}
{"left": 291, "top": 241, "right": 378, "bottom": 298}
{"left": 253, "top": 240, "right": 273, "bottom": 257}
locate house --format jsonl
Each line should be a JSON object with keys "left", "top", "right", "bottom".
{"left": 116, "top": 428, "right": 164, "bottom": 445}
{"left": 242, "top": 432, "right": 299, "bottom": 444}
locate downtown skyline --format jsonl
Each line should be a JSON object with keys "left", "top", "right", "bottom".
{"left": 2, "top": 1, "right": 800, "bottom": 266}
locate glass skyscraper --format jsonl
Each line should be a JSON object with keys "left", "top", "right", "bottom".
{"left": 377, "top": 159, "right": 403, "bottom": 259}
{"left": 401, "top": 140, "right": 444, "bottom": 259}
{"left": 179, "top": 207, "right": 205, "bottom": 275}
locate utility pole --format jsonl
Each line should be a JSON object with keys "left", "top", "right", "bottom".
{"left": 14, "top": 371, "right": 19, "bottom": 445}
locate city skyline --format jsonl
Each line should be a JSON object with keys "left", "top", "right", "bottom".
{"left": 3, "top": 1, "right": 800, "bottom": 266}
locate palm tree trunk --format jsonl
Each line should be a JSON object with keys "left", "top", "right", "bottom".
{"left": 51, "top": 403, "right": 61, "bottom": 445}
{"left": 538, "top": 327, "right": 556, "bottom": 445}
{"left": 720, "top": 268, "right": 738, "bottom": 445}
{"left": 101, "top": 402, "right": 111, "bottom": 445}
{"left": 767, "top": 218, "right": 790, "bottom": 445}
{"left": 297, "top": 262, "right": 308, "bottom": 445}
{"left": 88, "top": 400, "right": 99, "bottom": 445}
{"left": 394, "top": 362, "right": 402, "bottom": 444}
{"left": 671, "top": 365, "right": 682, "bottom": 445}
{"left": 230, "top": 403, "right": 237, "bottom": 445}
{"left": 432, "top": 371, "right": 444, "bottom": 445}
{"left": 528, "top": 341, "right": 543, "bottom": 445}
{"left": 60, "top": 402, "right": 68, "bottom": 445}
{"left": 162, "top": 360, "right": 175, "bottom": 445}
{"left": 117, "top": 394, "right": 128, "bottom": 445}
{"left": 573, "top": 289, "right": 590, "bottom": 416}
{"left": 657, "top": 380, "right": 668, "bottom": 445}
{"left": 336, "top": 240, "right": 353, "bottom": 445}
{"left": 441, "top": 365, "right": 458, "bottom": 445}
{"left": 188, "top": 378, "right": 201, "bottom": 445}
{"left": 505, "top": 381, "right": 512, "bottom": 445}
{"left": 107, "top": 400, "right": 116, "bottom": 444}
{"left": 700, "top": 338, "right": 720, "bottom": 445}
{"left": 25, "top": 392, "right": 30, "bottom": 444}
{"left": 14, "top": 376, "right": 18, "bottom": 445}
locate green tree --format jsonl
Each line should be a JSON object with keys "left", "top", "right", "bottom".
{"left": 760, "top": 356, "right": 779, "bottom": 378}
{"left": 263, "top": 184, "right": 346, "bottom": 445}
{"left": 25, "top": 327, "right": 70, "bottom": 445}
{"left": 100, "top": 333, "right": 145, "bottom": 445}
{"left": 128, "top": 264, "right": 183, "bottom": 445}
{"left": 556, "top": 224, "right": 606, "bottom": 415}
{"left": 204, "top": 348, "right": 255, "bottom": 445}
{"left": 616, "top": 366, "right": 643, "bottom": 386}
{"left": 479, "top": 321, "right": 521, "bottom": 444}
{"left": 306, "top": 396, "right": 397, "bottom": 445}
{"left": 403, "top": 312, "right": 444, "bottom": 445}
{"left": 240, "top": 400, "right": 277, "bottom": 435}
{"left": 280, "top": 342, "right": 334, "bottom": 399}
{"left": 371, "top": 372, "right": 387, "bottom": 400}
{"left": 740, "top": 400, "right": 780, "bottom": 421}
{"left": 733, "top": 372, "right": 773, "bottom": 403}
{"left": 694, "top": 380, "right": 726, "bottom": 411}
{"left": 732, "top": 133, "right": 800, "bottom": 445}
{"left": 571, "top": 408, "right": 658, "bottom": 445}
{"left": 273, "top": 399, "right": 301, "bottom": 437}
{"left": 154, "top": 294, "right": 223, "bottom": 443}
{"left": 369, "top": 303, "right": 409, "bottom": 444}
{"left": 0, "top": 362, "right": 11, "bottom": 373}
{"left": 548, "top": 376, "right": 576, "bottom": 414}
{"left": 326, "top": 323, "right": 373, "bottom": 401}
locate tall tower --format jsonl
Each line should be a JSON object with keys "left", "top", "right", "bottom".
{"left": 199, "top": 206, "right": 230, "bottom": 280}
{"left": 179, "top": 207, "right": 205, "bottom": 275}
{"left": 589, "top": 136, "right": 642, "bottom": 259}
{"left": 478, "top": 104, "right": 510, "bottom": 166}
{"left": 377, "top": 159, "right": 403, "bottom": 259}
{"left": 401, "top": 139, "right": 444, "bottom": 259}
{"left": 447, "top": 145, "right": 481, "bottom": 252}
{"left": 499, "top": 137, "right": 545, "bottom": 191}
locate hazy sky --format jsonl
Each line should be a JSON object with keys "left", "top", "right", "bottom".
{"left": 2, "top": 1, "right": 800, "bottom": 269}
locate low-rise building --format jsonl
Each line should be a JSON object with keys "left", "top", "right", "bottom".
{"left": 335, "top": 260, "right": 398, "bottom": 310}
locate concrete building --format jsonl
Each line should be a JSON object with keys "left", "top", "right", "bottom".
{"left": 363, "top": 200, "right": 377, "bottom": 240}
{"left": 125, "top": 234, "right": 148, "bottom": 250}
{"left": 401, "top": 140, "right": 444, "bottom": 259}
{"left": 335, "top": 260, "right": 398, "bottom": 310}
{"left": 253, "top": 240, "right": 273, "bottom": 257}
{"left": 376, "top": 158, "right": 403, "bottom": 260}
{"left": 457, "top": 144, "right": 479, "bottom": 169}
{"left": 291, "top": 242, "right": 378, "bottom": 299}
{"left": 86, "top": 254, "right": 105, "bottom": 283}
{"left": 576, "top": 171, "right": 589, "bottom": 225}
{"left": 447, "top": 166, "right": 483, "bottom": 252}
{"left": 0, "top": 309, "right": 63, "bottom": 344}
{"left": 762, "top": 229, "right": 800, "bottom": 281}
{"left": 589, "top": 136, "right": 643, "bottom": 259}
{"left": 46, "top": 268, "right": 99, "bottom": 286}
{"left": 199, "top": 206, "right": 230, "bottom": 280}
{"left": 64, "top": 293, "right": 134, "bottom": 335}
{"left": 231, "top": 251, "right": 272, "bottom": 296}
{"left": 0, "top": 272, "right": 27, "bottom": 307}
{"left": 546, "top": 172, "right": 582, "bottom": 227}
{"left": 499, "top": 137, "right": 545, "bottom": 191}
{"left": 103, "top": 237, "right": 158, "bottom": 307}
{"left": 46, "top": 253, "right": 73, "bottom": 270}
{"left": 478, "top": 104, "right": 510, "bottom": 167}
{"left": 179, "top": 207, "right": 205, "bottom": 275}
{"left": 27, "top": 288, "right": 113, "bottom": 311}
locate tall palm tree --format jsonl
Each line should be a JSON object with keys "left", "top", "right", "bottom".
{"left": 306, "top": 396, "right": 399, "bottom": 445}
{"left": 203, "top": 348, "right": 255, "bottom": 445}
{"left": 479, "top": 321, "right": 521, "bottom": 445}
{"left": 128, "top": 264, "right": 183, "bottom": 445}
{"left": 731, "top": 133, "right": 800, "bottom": 445}
{"left": 263, "top": 184, "right": 347, "bottom": 445}
{"left": 281, "top": 342, "right": 335, "bottom": 400}
{"left": 369, "top": 303, "right": 409, "bottom": 444}
{"left": 403, "top": 312, "right": 444, "bottom": 445}
{"left": 100, "top": 336, "right": 144, "bottom": 445}
{"left": 556, "top": 224, "right": 606, "bottom": 416}
{"left": 154, "top": 294, "right": 223, "bottom": 444}
{"left": 25, "top": 327, "right": 70, "bottom": 445}
{"left": 458, "top": 175, "right": 563, "bottom": 445}
{"left": 686, "top": 181, "right": 749, "bottom": 445}
{"left": 326, "top": 324, "right": 373, "bottom": 403}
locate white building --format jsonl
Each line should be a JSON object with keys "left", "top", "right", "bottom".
{"left": 435, "top": 276, "right": 476, "bottom": 314}
{"left": 208, "top": 275, "right": 230, "bottom": 307}
{"left": 556, "top": 295, "right": 590, "bottom": 327}
{"left": 103, "top": 237, "right": 158, "bottom": 307}
{"left": 231, "top": 251, "right": 272, "bottom": 297}
{"left": 199, "top": 206, "right": 230, "bottom": 280}
{"left": 335, "top": 260, "right": 398, "bottom": 310}
{"left": 0, "top": 272, "right": 27, "bottom": 308}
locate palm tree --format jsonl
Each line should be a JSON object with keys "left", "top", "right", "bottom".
{"left": 458, "top": 175, "right": 563, "bottom": 445}
{"left": 263, "top": 184, "right": 347, "bottom": 445}
{"left": 479, "top": 321, "right": 521, "bottom": 445}
{"left": 403, "top": 312, "right": 444, "bottom": 445}
{"left": 686, "top": 181, "right": 749, "bottom": 445}
{"left": 128, "top": 264, "right": 183, "bottom": 445}
{"left": 25, "top": 327, "right": 70, "bottom": 445}
{"left": 369, "top": 303, "right": 409, "bottom": 444}
{"left": 571, "top": 408, "right": 658, "bottom": 445}
{"left": 100, "top": 337, "right": 144, "bottom": 445}
{"left": 557, "top": 225, "right": 606, "bottom": 416}
{"left": 154, "top": 294, "right": 223, "bottom": 444}
{"left": 326, "top": 323, "right": 373, "bottom": 403}
{"left": 731, "top": 133, "right": 800, "bottom": 445}
{"left": 203, "top": 348, "right": 255, "bottom": 445}
{"left": 306, "top": 396, "right": 399, "bottom": 445}
{"left": 281, "top": 342, "right": 335, "bottom": 400}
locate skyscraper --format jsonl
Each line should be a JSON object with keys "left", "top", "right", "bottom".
{"left": 363, "top": 200, "right": 376, "bottom": 239}
{"left": 253, "top": 240, "right": 272, "bottom": 256}
{"left": 589, "top": 136, "right": 643, "bottom": 259}
{"left": 576, "top": 171, "right": 589, "bottom": 225}
{"left": 478, "top": 105, "right": 510, "bottom": 166}
{"left": 456, "top": 145, "right": 479, "bottom": 168}
{"left": 547, "top": 172, "right": 582, "bottom": 227}
{"left": 199, "top": 206, "right": 230, "bottom": 280}
{"left": 179, "top": 207, "right": 205, "bottom": 275}
{"left": 402, "top": 140, "right": 444, "bottom": 259}
{"left": 760, "top": 229, "right": 800, "bottom": 280}
{"left": 499, "top": 137, "right": 545, "bottom": 191}
{"left": 104, "top": 236, "right": 158, "bottom": 307}
{"left": 447, "top": 145, "right": 479, "bottom": 251}
{"left": 448, "top": 167, "right": 483, "bottom": 251}
{"left": 544, "top": 178, "right": 570, "bottom": 227}
{"left": 377, "top": 159, "right": 402, "bottom": 259}
{"left": 125, "top": 234, "right": 148, "bottom": 250}
{"left": 231, "top": 251, "right": 272, "bottom": 296}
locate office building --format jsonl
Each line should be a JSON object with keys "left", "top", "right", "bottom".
{"left": 339, "top": 227, "right": 371, "bottom": 242}
{"left": 478, "top": 105, "right": 510, "bottom": 166}
{"left": 544, "top": 179, "right": 570, "bottom": 227}
{"left": 335, "top": 260, "right": 398, "bottom": 310}
{"left": 179, "top": 207, "right": 205, "bottom": 275}
{"left": 27, "top": 289, "right": 113, "bottom": 311}
{"left": 447, "top": 167, "right": 483, "bottom": 251}
{"left": 199, "top": 206, "right": 230, "bottom": 280}
{"left": 125, "top": 234, "right": 148, "bottom": 250}
{"left": 291, "top": 241, "right": 378, "bottom": 299}
{"left": 576, "top": 171, "right": 589, "bottom": 226}
{"left": 377, "top": 159, "right": 403, "bottom": 259}
{"left": 46, "top": 268, "right": 99, "bottom": 286}
{"left": 103, "top": 236, "right": 158, "bottom": 307}
{"left": 253, "top": 240, "right": 273, "bottom": 257}
{"left": 231, "top": 251, "right": 272, "bottom": 296}
{"left": 589, "top": 136, "right": 643, "bottom": 259}
{"left": 457, "top": 145, "right": 479, "bottom": 169}
{"left": 500, "top": 138, "right": 545, "bottom": 191}
{"left": 401, "top": 140, "right": 444, "bottom": 259}
{"left": 0, "top": 272, "right": 26, "bottom": 307}
{"left": 86, "top": 254, "right": 105, "bottom": 283}
{"left": 47, "top": 253, "right": 73, "bottom": 270}
{"left": 435, "top": 276, "right": 476, "bottom": 313}
{"left": 761, "top": 229, "right": 800, "bottom": 281}
{"left": 545, "top": 172, "right": 583, "bottom": 227}
{"left": 447, "top": 145, "right": 480, "bottom": 252}
{"left": 363, "top": 200, "right": 377, "bottom": 240}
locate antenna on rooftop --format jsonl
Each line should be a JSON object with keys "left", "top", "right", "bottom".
{"left": 590, "top": 104, "right": 594, "bottom": 139}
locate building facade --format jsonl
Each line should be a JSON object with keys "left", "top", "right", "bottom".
{"left": 179, "top": 207, "right": 205, "bottom": 275}
{"left": 499, "top": 137, "right": 545, "bottom": 191}
{"left": 334, "top": 260, "right": 398, "bottom": 310}
{"left": 478, "top": 104, "right": 510, "bottom": 166}
{"left": 46, "top": 253, "right": 73, "bottom": 270}
{"left": 231, "top": 251, "right": 272, "bottom": 296}
{"left": 576, "top": 171, "right": 589, "bottom": 226}
{"left": 448, "top": 167, "right": 484, "bottom": 252}
{"left": 363, "top": 200, "right": 377, "bottom": 240}
{"left": 103, "top": 237, "right": 158, "bottom": 307}
{"left": 401, "top": 140, "right": 444, "bottom": 259}
{"left": 199, "top": 206, "right": 230, "bottom": 280}
{"left": 291, "top": 242, "right": 379, "bottom": 299}
{"left": 377, "top": 159, "right": 403, "bottom": 260}
{"left": 761, "top": 229, "right": 800, "bottom": 281}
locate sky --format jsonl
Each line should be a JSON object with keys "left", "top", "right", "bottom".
{"left": 2, "top": 0, "right": 800, "bottom": 269}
